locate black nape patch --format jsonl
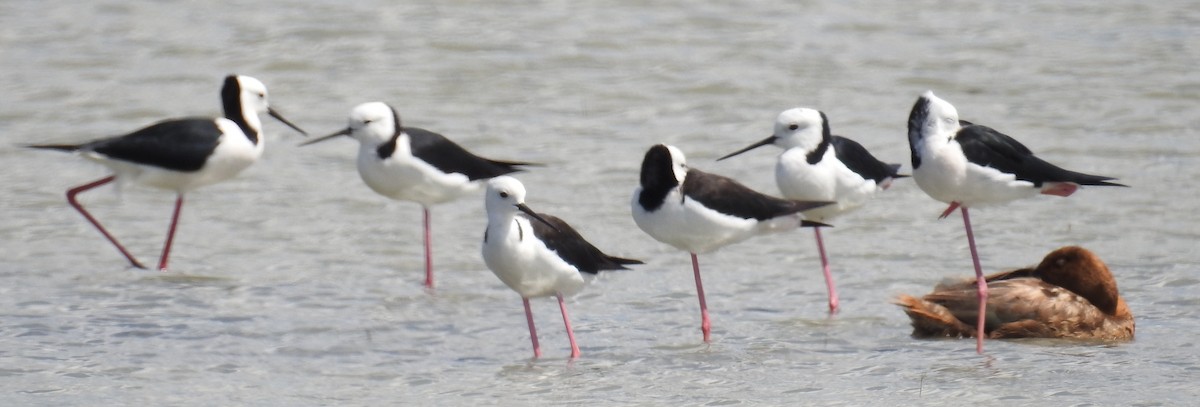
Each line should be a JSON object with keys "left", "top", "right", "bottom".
{"left": 376, "top": 105, "right": 405, "bottom": 159}
{"left": 906, "top": 97, "right": 931, "bottom": 169}
{"left": 637, "top": 145, "right": 677, "bottom": 211}
{"left": 805, "top": 111, "right": 833, "bottom": 165}
{"left": 221, "top": 75, "right": 255, "bottom": 143}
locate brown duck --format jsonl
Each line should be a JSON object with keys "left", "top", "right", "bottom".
{"left": 896, "top": 246, "right": 1134, "bottom": 340}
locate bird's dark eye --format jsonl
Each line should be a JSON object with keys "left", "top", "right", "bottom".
{"left": 499, "top": 191, "right": 509, "bottom": 198}
{"left": 788, "top": 124, "right": 799, "bottom": 130}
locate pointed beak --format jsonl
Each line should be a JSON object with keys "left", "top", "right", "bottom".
{"left": 515, "top": 203, "right": 561, "bottom": 233}
{"left": 717, "top": 135, "right": 776, "bottom": 161}
{"left": 267, "top": 107, "right": 308, "bottom": 136}
{"left": 299, "top": 127, "right": 351, "bottom": 146}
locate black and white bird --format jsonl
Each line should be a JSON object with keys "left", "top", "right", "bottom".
{"left": 718, "top": 107, "right": 907, "bottom": 313}
{"left": 907, "top": 90, "right": 1125, "bottom": 353}
{"left": 482, "top": 176, "right": 641, "bottom": 359}
{"left": 28, "top": 75, "right": 306, "bottom": 271}
{"left": 302, "top": 102, "right": 533, "bottom": 289}
{"left": 632, "top": 144, "right": 831, "bottom": 342}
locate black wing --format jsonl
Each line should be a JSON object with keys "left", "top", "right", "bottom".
{"left": 81, "top": 118, "right": 222, "bottom": 172}
{"left": 406, "top": 127, "right": 534, "bottom": 181}
{"left": 831, "top": 136, "right": 907, "bottom": 184}
{"left": 680, "top": 169, "right": 831, "bottom": 221}
{"left": 525, "top": 213, "right": 642, "bottom": 274}
{"left": 956, "top": 122, "right": 1123, "bottom": 187}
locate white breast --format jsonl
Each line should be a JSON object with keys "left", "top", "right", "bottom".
{"left": 356, "top": 146, "right": 481, "bottom": 206}
{"left": 913, "top": 140, "right": 1037, "bottom": 207}
{"left": 482, "top": 216, "right": 586, "bottom": 298}
{"left": 775, "top": 148, "right": 880, "bottom": 222}
{"left": 101, "top": 119, "right": 261, "bottom": 193}
{"left": 631, "top": 187, "right": 802, "bottom": 254}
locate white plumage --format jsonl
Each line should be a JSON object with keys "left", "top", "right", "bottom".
{"left": 482, "top": 177, "right": 586, "bottom": 299}
{"left": 718, "top": 108, "right": 906, "bottom": 312}
{"left": 303, "top": 102, "right": 531, "bottom": 289}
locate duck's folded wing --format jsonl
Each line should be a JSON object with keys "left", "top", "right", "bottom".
{"left": 923, "top": 279, "right": 1109, "bottom": 338}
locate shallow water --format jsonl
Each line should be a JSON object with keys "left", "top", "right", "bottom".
{"left": 2, "top": 0, "right": 1199, "bottom": 405}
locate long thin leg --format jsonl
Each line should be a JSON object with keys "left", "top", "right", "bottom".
{"left": 523, "top": 298, "right": 541, "bottom": 359}
{"left": 939, "top": 201, "right": 961, "bottom": 219}
{"left": 691, "top": 253, "right": 712, "bottom": 343}
{"left": 423, "top": 207, "right": 434, "bottom": 289}
{"left": 157, "top": 194, "right": 185, "bottom": 271}
{"left": 66, "top": 176, "right": 146, "bottom": 269}
{"left": 557, "top": 293, "right": 580, "bottom": 359}
{"left": 961, "top": 207, "right": 987, "bottom": 354}
{"left": 814, "top": 227, "right": 839, "bottom": 313}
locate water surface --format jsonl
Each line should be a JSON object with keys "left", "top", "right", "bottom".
{"left": 1, "top": 1, "right": 1198, "bottom": 405}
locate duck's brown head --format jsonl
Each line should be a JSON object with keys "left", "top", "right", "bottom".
{"left": 1034, "top": 246, "right": 1123, "bottom": 316}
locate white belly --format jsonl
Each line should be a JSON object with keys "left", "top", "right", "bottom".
{"left": 913, "top": 145, "right": 1037, "bottom": 207}
{"left": 482, "top": 217, "right": 587, "bottom": 298}
{"left": 631, "top": 187, "right": 801, "bottom": 254}
{"left": 91, "top": 124, "right": 262, "bottom": 193}
{"left": 775, "top": 151, "right": 879, "bottom": 222}
{"left": 358, "top": 149, "right": 480, "bottom": 206}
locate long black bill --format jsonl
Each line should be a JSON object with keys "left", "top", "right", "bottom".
{"left": 716, "top": 135, "right": 776, "bottom": 161}
{"left": 268, "top": 107, "right": 308, "bottom": 136}
{"left": 516, "top": 203, "right": 562, "bottom": 233}
{"left": 299, "top": 127, "right": 351, "bottom": 146}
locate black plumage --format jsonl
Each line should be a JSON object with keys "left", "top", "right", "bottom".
{"left": 28, "top": 118, "right": 222, "bottom": 172}
{"left": 373, "top": 104, "right": 534, "bottom": 179}
{"left": 830, "top": 136, "right": 908, "bottom": 185}
{"left": 638, "top": 144, "right": 831, "bottom": 222}
{"left": 955, "top": 121, "right": 1124, "bottom": 187}
{"left": 680, "top": 169, "right": 830, "bottom": 221}
{"left": 524, "top": 213, "right": 643, "bottom": 275}
{"left": 636, "top": 144, "right": 678, "bottom": 212}
{"left": 404, "top": 127, "right": 534, "bottom": 180}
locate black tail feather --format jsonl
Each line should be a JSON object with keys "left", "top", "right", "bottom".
{"left": 1059, "top": 170, "right": 1127, "bottom": 188}
{"left": 609, "top": 256, "right": 644, "bottom": 266}
{"left": 887, "top": 163, "right": 911, "bottom": 178}
{"left": 25, "top": 144, "right": 81, "bottom": 152}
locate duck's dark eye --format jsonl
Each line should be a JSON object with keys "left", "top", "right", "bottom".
{"left": 788, "top": 124, "right": 799, "bottom": 130}
{"left": 499, "top": 191, "right": 509, "bottom": 198}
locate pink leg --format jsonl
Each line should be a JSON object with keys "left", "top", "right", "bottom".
{"left": 814, "top": 227, "right": 839, "bottom": 313}
{"left": 557, "top": 293, "right": 580, "bottom": 359}
{"left": 66, "top": 176, "right": 146, "bottom": 269}
{"left": 691, "top": 253, "right": 712, "bottom": 343}
{"left": 939, "top": 201, "right": 961, "bottom": 219}
{"left": 423, "top": 207, "right": 434, "bottom": 289}
{"left": 157, "top": 194, "right": 185, "bottom": 271}
{"left": 961, "top": 207, "right": 987, "bottom": 354}
{"left": 523, "top": 298, "right": 542, "bottom": 359}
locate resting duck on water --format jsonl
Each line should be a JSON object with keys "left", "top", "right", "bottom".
{"left": 896, "top": 246, "right": 1134, "bottom": 341}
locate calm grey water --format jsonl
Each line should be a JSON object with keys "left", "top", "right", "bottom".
{"left": 2, "top": 1, "right": 1198, "bottom": 405}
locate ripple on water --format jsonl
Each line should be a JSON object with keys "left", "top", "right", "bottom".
{"left": 1, "top": 1, "right": 1198, "bottom": 405}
